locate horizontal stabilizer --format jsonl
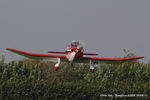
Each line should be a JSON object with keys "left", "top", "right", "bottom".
{"left": 83, "top": 53, "right": 98, "bottom": 56}
{"left": 48, "top": 51, "right": 66, "bottom": 54}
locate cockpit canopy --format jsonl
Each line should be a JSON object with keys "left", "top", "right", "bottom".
{"left": 71, "top": 41, "right": 79, "bottom": 47}
{"left": 67, "top": 40, "right": 83, "bottom": 49}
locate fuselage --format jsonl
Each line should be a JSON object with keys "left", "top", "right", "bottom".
{"left": 66, "top": 47, "right": 84, "bottom": 58}
{"left": 65, "top": 41, "right": 84, "bottom": 62}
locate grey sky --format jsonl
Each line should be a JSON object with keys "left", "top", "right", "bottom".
{"left": 0, "top": 0, "right": 149, "bottom": 63}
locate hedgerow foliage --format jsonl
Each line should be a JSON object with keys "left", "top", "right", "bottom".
{"left": 0, "top": 57, "right": 150, "bottom": 100}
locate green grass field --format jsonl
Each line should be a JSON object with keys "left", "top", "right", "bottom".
{"left": 0, "top": 56, "right": 149, "bottom": 100}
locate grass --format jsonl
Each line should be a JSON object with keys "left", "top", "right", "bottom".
{"left": 0, "top": 56, "right": 149, "bottom": 100}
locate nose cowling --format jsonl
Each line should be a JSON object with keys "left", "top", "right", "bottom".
{"left": 66, "top": 51, "right": 76, "bottom": 62}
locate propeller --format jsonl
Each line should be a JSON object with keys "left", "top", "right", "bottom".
{"left": 79, "top": 40, "right": 87, "bottom": 48}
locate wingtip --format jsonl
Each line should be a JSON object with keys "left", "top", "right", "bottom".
{"left": 135, "top": 56, "right": 144, "bottom": 59}
{"left": 6, "top": 48, "right": 11, "bottom": 50}
{"left": 140, "top": 56, "right": 145, "bottom": 58}
{"left": 6, "top": 48, "right": 16, "bottom": 51}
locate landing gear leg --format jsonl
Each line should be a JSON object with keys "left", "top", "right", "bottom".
{"left": 90, "top": 60, "right": 95, "bottom": 73}
{"left": 71, "top": 63, "right": 74, "bottom": 67}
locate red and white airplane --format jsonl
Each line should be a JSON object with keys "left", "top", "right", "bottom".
{"left": 6, "top": 40, "right": 144, "bottom": 72}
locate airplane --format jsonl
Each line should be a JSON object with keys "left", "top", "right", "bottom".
{"left": 6, "top": 40, "right": 144, "bottom": 73}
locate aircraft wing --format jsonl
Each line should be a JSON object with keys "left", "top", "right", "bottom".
{"left": 6, "top": 48, "right": 67, "bottom": 62}
{"left": 74, "top": 56, "right": 144, "bottom": 64}
{"left": 6, "top": 48, "right": 144, "bottom": 64}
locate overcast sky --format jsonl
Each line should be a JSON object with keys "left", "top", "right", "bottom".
{"left": 0, "top": 0, "right": 149, "bottom": 63}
